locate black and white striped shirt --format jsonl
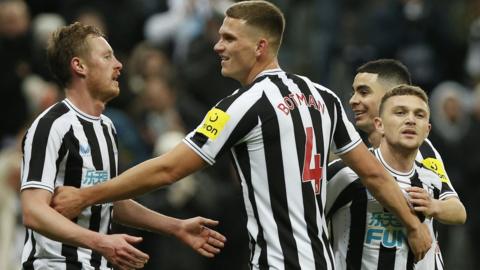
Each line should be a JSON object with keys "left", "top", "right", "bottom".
{"left": 184, "top": 69, "right": 362, "bottom": 270}
{"left": 326, "top": 148, "right": 458, "bottom": 270}
{"left": 21, "top": 99, "right": 118, "bottom": 270}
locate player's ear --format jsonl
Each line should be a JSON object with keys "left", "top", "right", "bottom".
{"left": 424, "top": 123, "right": 431, "bottom": 139}
{"left": 256, "top": 38, "right": 268, "bottom": 57}
{"left": 373, "top": 116, "right": 384, "bottom": 134}
{"left": 71, "top": 57, "right": 87, "bottom": 77}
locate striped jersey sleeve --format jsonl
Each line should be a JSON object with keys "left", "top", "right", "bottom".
{"left": 308, "top": 80, "right": 362, "bottom": 155}
{"left": 417, "top": 139, "right": 458, "bottom": 200}
{"left": 184, "top": 82, "right": 263, "bottom": 165}
{"left": 325, "top": 159, "right": 358, "bottom": 217}
{"left": 21, "top": 102, "right": 71, "bottom": 192}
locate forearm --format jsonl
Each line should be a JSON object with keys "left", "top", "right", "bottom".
{"left": 112, "top": 200, "right": 180, "bottom": 236}
{"left": 433, "top": 197, "right": 466, "bottom": 225}
{"left": 364, "top": 172, "right": 420, "bottom": 231}
{"left": 22, "top": 193, "right": 100, "bottom": 249}
{"left": 82, "top": 143, "right": 205, "bottom": 206}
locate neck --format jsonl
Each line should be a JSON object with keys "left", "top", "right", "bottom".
{"left": 243, "top": 57, "right": 280, "bottom": 86}
{"left": 368, "top": 130, "right": 382, "bottom": 148}
{"left": 65, "top": 82, "right": 106, "bottom": 117}
{"left": 378, "top": 140, "right": 417, "bottom": 173}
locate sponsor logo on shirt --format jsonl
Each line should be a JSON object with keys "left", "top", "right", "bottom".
{"left": 365, "top": 211, "right": 406, "bottom": 248}
{"left": 83, "top": 170, "right": 109, "bottom": 185}
{"left": 79, "top": 144, "right": 91, "bottom": 156}
{"left": 422, "top": 158, "right": 448, "bottom": 183}
{"left": 197, "top": 108, "right": 230, "bottom": 140}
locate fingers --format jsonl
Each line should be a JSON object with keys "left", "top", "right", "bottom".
{"left": 124, "top": 235, "right": 143, "bottom": 244}
{"left": 200, "top": 217, "right": 219, "bottom": 227}
{"left": 122, "top": 237, "right": 149, "bottom": 261}
{"left": 406, "top": 186, "right": 424, "bottom": 193}
{"left": 208, "top": 232, "right": 226, "bottom": 248}
{"left": 197, "top": 247, "right": 215, "bottom": 258}
{"left": 116, "top": 246, "right": 149, "bottom": 266}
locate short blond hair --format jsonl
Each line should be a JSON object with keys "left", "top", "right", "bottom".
{"left": 379, "top": 85, "right": 429, "bottom": 115}
{"left": 226, "top": 1, "right": 285, "bottom": 53}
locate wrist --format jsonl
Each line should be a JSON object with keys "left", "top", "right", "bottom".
{"left": 86, "top": 231, "right": 103, "bottom": 251}
{"left": 404, "top": 212, "right": 422, "bottom": 232}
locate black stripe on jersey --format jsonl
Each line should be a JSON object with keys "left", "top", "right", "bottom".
{"left": 79, "top": 118, "right": 102, "bottom": 170}
{"left": 326, "top": 179, "right": 362, "bottom": 219}
{"left": 102, "top": 122, "right": 117, "bottom": 177}
{"left": 410, "top": 172, "right": 426, "bottom": 222}
{"left": 107, "top": 205, "right": 114, "bottom": 269}
{"left": 79, "top": 118, "right": 104, "bottom": 268}
{"left": 27, "top": 103, "right": 69, "bottom": 182}
{"left": 407, "top": 250, "right": 414, "bottom": 270}
{"left": 54, "top": 135, "right": 69, "bottom": 188}
{"left": 330, "top": 97, "right": 351, "bottom": 150}
{"left": 189, "top": 132, "right": 209, "bottom": 148}
{"left": 233, "top": 143, "right": 269, "bottom": 269}
{"left": 322, "top": 226, "right": 336, "bottom": 268}
{"left": 377, "top": 245, "right": 396, "bottom": 270}
{"left": 326, "top": 160, "right": 347, "bottom": 182}
{"left": 258, "top": 92, "right": 301, "bottom": 269}
{"left": 61, "top": 127, "right": 83, "bottom": 269}
{"left": 272, "top": 75, "right": 326, "bottom": 269}
{"left": 22, "top": 230, "right": 36, "bottom": 270}
{"left": 419, "top": 140, "right": 436, "bottom": 159}
{"left": 216, "top": 98, "right": 260, "bottom": 160}
{"left": 89, "top": 205, "right": 103, "bottom": 269}
{"left": 63, "top": 127, "right": 82, "bottom": 188}
{"left": 346, "top": 183, "right": 368, "bottom": 269}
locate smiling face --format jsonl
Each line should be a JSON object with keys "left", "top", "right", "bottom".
{"left": 375, "top": 95, "right": 431, "bottom": 151}
{"left": 213, "top": 17, "right": 259, "bottom": 85}
{"left": 349, "top": 72, "right": 391, "bottom": 134}
{"left": 82, "top": 35, "right": 122, "bottom": 102}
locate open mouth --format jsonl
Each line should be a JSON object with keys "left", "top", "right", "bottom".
{"left": 219, "top": 55, "right": 229, "bottom": 64}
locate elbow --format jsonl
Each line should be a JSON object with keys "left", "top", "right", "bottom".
{"left": 22, "top": 207, "right": 40, "bottom": 231}
{"left": 456, "top": 205, "right": 467, "bottom": 225}
{"left": 451, "top": 200, "right": 467, "bottom": 225}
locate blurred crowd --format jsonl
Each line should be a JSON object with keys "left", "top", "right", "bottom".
{"left": 1, "top": 0, "right": 479, "bottom": 269}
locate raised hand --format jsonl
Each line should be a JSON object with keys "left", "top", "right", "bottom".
{"left": 52, "top": 186, "right": 88, "bottom": 219}
{"left": 94, "top": 234, "right": 149, "bottom": 270}
{"left": 175, "top": 217, "right": 227, "bottom": 258}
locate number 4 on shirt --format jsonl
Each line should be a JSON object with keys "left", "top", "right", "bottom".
{"left": 302, "top": 127, "right": 322, "bottom": 194}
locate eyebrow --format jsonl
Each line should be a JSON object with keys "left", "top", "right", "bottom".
{"left": 392, "top": 105, "right": 428, "bottom": 114}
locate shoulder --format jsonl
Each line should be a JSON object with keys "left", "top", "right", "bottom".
{"left": 27, "top": 101, "right": 73, "bottom": 131}
{"left": 418, "top": 138, "right": 443, "bottom": 161}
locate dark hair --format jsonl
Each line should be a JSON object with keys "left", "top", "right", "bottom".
{"left": 47, "top": 22, "right": 104, "bottom": 88}
{"left": 357, "top": 59, "right": 412, "bottom": 85}
{"left": 226, "top": 0, "right": 285, "bottom": 52}
{"left": 379, "top": 84, "right": 429, "bottom": 115}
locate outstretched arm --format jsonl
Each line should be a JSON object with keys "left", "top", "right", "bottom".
{"left": 21, "top": 189, "right": 149, "bottom": 270}
{"left": 340, "top": 143, "right": 431, "bottom": 262}
{"left": 113, "top": 200, "right": 226, "bottom": 257}
{"left": 52, "top": 143, "right": 206, "bottom": 218}
{"left": 406, "top": 187, "right": 466, "bottom": 225}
